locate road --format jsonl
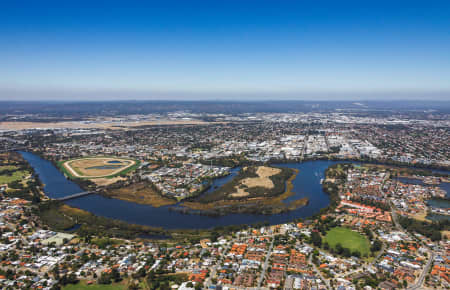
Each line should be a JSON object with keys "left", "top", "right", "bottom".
{"left": 308, "top": 253, "right": 331, "bottom": 290}
{"left": 257, "top": 236, "right": 274, "bottom": 289}
{"left": 204, "top": 241, "right": 232, "bottom": 289}
{"left": 390, "top": 201, "right": 405, "bottom": 232}
{"left": 369, "top": 242, "right": 387, "bottom": 268}
{"left": 391, "top": 201, "right": 434, "bottom": 290}
{"left": 408, "top": 252, "right": 434, "bottom": 290}
{"left": 336, "top": 243, "right": 387, "bottom": 279}
{"left": 300, "top": 129, "right": 309, "bottom": 159}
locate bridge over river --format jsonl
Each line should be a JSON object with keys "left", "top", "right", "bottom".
{"left": 55, "top": 191, "right": 97, "bottom": 201}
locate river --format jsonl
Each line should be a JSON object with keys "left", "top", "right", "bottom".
{"left": 20, "top": 151, "right": 448, "bottom": 229}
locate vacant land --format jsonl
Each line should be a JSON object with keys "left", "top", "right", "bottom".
{"left": 412, "top": 210, "right": 430, "bottom": 222}
{"left": 105, "top": 182, "right": 176, "bottom": 207}
{"left": 231, "top": 166, "right": 281, "bottom": 197}
{"left": 92, "top": 176, "right": 126, "bottom": 186}
{"left": 0, "top": 165, "right": 30, "bottom": 184}
{"left": 324, "top": 227, "right": 370, "bottom": 256}
{"left": 63, "top": 157, "right": 137, "bottom": 178}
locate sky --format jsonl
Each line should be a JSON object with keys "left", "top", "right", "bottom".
{"left": 1, "top": 0, "right": 450, "bottom": 101}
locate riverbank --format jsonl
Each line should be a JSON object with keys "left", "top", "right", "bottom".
{"left": 21, "top": 151, "right": 449, "bottom": 231}
{"left": 179, "top": 168, "right": 308, "bottom": 215}
{"left": 36, "top": 200, "right": 272, "bottom": 243}
{"left": 36, "top": 200, "right": 168, "bottom": 240}
{"left": 101, "top": 182, "right": 177, "bottom": 207}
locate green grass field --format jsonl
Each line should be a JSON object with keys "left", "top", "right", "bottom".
{"left": 0, "top": 166, "right": 30, "bottom": 184}
{"left": 324, "top": 227, "right": 370, "bottom": 256}
{"left": 63, "top": 281, "right": 125, "bottom": 290}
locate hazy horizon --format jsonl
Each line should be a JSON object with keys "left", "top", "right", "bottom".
{"left": 1, "top": 88, "right": 450, "bottom": 102}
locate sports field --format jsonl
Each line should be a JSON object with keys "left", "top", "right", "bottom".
{"left": 62, "top": 157, "right": 137, "bottom": 178}
{"left": 324, "top": 227, "right": 370, "bottom": 256}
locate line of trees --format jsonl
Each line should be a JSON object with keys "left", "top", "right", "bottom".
{"left": 398, "top": 215, "right": 449, "bottom": 241}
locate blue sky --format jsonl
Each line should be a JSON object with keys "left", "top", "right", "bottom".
{"left": 1, "top": 0, "right": 450, "bottom": 100}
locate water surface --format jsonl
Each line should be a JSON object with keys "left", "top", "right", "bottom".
{"left": 25, "top": 151, "right": 445, "bottom": 229}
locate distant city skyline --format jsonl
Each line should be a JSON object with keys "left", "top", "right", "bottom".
{"left": 1, "top": 0, "right": 450, "bottom": 100}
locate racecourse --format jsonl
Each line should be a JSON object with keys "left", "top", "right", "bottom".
{"left": 62, "top": 157, "right": 137, "bottom": 178}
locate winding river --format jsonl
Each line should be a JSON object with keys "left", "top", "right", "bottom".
{"left": 19, "top": 151, "right": 449, "bottom": 229}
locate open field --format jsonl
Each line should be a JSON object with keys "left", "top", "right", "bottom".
{"left": 92, "top": 176, "right": 126, "bottom": 186}
{"left": 324, "top": 227, "right": 370, "bottom": 256}
{"left": 412, "top": 210, "right": 431, "bottom": 222}
{"left": 63, "top": 157, "right": 137, "bottom": 178}
{"left": 0, "top": 165, "right": 30, "bottom": 184}
{"left": 106, "top": 182, "right": 177, "bottom": 207}
{"left": 231, "top": 166, "right": 281, "bottom": 197}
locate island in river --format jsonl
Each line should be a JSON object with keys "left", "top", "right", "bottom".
{"left": 100, "top": 165, "right": 308, "bottom": 215}
{"left": 18, "top": 151, "right": 350, "bottom": 230}
{"left": 181, "top": 166, "right": 308, "bottom": 215}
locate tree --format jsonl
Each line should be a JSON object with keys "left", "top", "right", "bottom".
{"left": 351, "top": 250, "right": 361, "bottom": 258}
{"left": 98, "top": 273, "right": 111, "bottom": 284}
{"left": 111, "top": 268, "right": 122, "bottom": 282}
{"left": 370, "top": 240, "right": 382, "bottom": 252}
{"left": 128, "top": 281, "right": 140, "bottom": 290}
{"left": 311, "top": 231, "right": 322, "bottom": 247}
{"left": 343, "top": 247, "right": 351, "bottom": 257}
{"left": 335, "top": 243, "right": 344, "bottom": 255}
